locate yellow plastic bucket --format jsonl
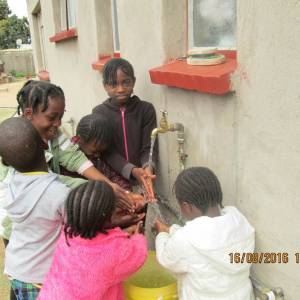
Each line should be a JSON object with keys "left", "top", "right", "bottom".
{"left": 124, "top": 251, "right": 178, "bottom": 300}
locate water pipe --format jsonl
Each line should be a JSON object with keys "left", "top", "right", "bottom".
{"left": 151, "top": 110, "right": 187, "bottom": 170}
{"left": 251, "top": 276, "right": 284, "bottom": 300}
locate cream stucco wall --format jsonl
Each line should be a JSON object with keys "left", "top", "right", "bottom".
{"left": 26, "top": 0, "right": 300, "bottom": 298}
{"left": 235, "top": 1, "right": 300, "bottom": 298}
{"left": 116, "top": 0, "right": 236, "bottom": 204}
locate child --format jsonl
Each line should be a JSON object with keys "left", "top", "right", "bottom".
{"left": 61, "top": 113, "right": 147, "bottom": 226}
{"left": 0, "top": 80, "right": 133, "bottom": 243}
{"left": 0, "top": 117, "right": 70, "bottom": 299}
{"left": 61, "top": 113, "right": 131, "bottom": 191}
{"left": 14, "top": 80, "right": 129, "bottom": 200}
{"left": 154, "top": 167, "right": 255, "bottom": 300}
{"left": 92, "top": 58, "right": 157, "bottom": 198}
{"left": 38, "top": 180, "right": 148, "bottom": 300}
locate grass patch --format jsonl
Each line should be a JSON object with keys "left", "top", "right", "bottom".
{"left": 0, "top": 108, "right": 17, "bottom": 123}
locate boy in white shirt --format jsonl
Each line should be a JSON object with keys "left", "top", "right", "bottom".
{"left": 154, "top": 167, "right": 255, "bottom": 300}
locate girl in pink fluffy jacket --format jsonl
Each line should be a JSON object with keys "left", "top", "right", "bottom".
{"left": 38, "top": 180, "right": 147, "bottom": 300}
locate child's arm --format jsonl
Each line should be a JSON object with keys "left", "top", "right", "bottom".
{"left": 112, "top": 229, "right": 147, "bottom": 283}
{"left": 155, "top": 221, "right": 189, "bottom": 274}
{"left": 52, "top": 132, "right": 134, "bottom": 211}
{"left": 104, "top": 152, "right": 154, "bottom": 195}
{"left": 105, "top": 208, "right": 145, "bottom": 229}
{"left": 52, "top": 130, "right": 91, "bottom": 173}
{"left": 58, "top": 174, "right": 87, "bottom": 189}
{"left": 52, "top": 131, "right": 121, "bottom": 183}
{"left": 103, "top": 150, "right": 136, "bottom": 180}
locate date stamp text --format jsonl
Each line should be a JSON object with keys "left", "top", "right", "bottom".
{"left": 229, "top": 252, "right": 300, "bottom": 264}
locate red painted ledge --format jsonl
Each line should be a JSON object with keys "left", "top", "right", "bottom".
{"left": 149, "top": 51, "right": 237, "bottom": 95}
{"left": 49, "top": 28, "right": 77, "bottom": 43}
{"left": 38, "top": 70, "right": 50, "bottom": 81}
{"left": 92, "top": 52, "right": 121, "bottom": 71}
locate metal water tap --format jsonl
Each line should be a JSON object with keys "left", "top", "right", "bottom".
{"left": 151, "top": 109, "right": 187, "bottom": 170}
{"left": 151, "top": 110, "right": 174, "bottom": 139}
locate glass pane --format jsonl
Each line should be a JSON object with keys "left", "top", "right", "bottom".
{"left": 67, "top": 0, "right": 76, "bottom": 28}
{"left": 111, "top": 0, "right": 120, "bottom": 51}
{"left": 191, "top": 0, "right": 236, "bottom": 48}
{"left": 60, "top": 0, "right": 67, "bottom": 31}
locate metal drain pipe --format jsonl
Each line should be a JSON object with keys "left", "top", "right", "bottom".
{"left": 251, "top": 276, "right": 284, "bottom": 300}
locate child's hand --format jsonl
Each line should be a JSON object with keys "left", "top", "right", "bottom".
{"left": 132, "top": 167, "right": 156, "bottom": 202}
{"left": 154, "top": 219, "right": 170, "bottom": 233}
{"left": 110, "top": 183, "right": 135, "bottom": 213}
{"left": 142, "top": 174, "right": 156, "bottom": 202}
{"left": 144, "top": 166, "right": 153, "bottom": 176}
{"left": 131, "top": 167, "right": 147, "bottom": 183}
{"left": 124, "top": 221, "right": 144, "bottom": 235}
{"left": 126, "top": 192, "right": 146, "bottom": 212}
{"left": 110, "top": 209, "right": 145, "bottom": 228}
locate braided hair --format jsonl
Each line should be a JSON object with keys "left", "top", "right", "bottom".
{"left": 174, "top": 167, "right": 223, "bottom": 213}
{"left": 76, "top": 114, "right": 113, "bottom": 152}
{"left": 17, "top": 80, "right": 65, "bottom": 115}
{"left": 64, "top": 180, "right": 115, "bottom": 240}
{"left": 102, "top": 58, "right": 135, "bottom": 86}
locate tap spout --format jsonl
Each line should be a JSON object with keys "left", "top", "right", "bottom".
{"left": 151, "top": 127, "right": 170, "bottom": 139}
{"left": 151, "top": 110, "right": 176, "bottom": 139}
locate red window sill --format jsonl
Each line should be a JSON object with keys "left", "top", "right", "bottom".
{"left": 92, "top": 52, "right": 121, "bottom": 71}
{"left": 149, "top": 51, "right": 237, "bottom": 95}
{"left": 49, "top": 28, "right": 77, "bottom": 43}
{"left": 38, "top": 70, "right": 50, "bottom": 81}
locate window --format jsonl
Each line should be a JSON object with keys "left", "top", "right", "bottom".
{"left": 111, "top": 0, "right": 120, "bottom": 52}
{"left": 91, "top": 0, "right": 120, "bottom": 70}
{"left": 37, "top": 16, "right": 47, "bottom": 70}
{"left": 188, "top": 0, "right": 236, "bottom": 49}
{"left": 49, "top": 0, "right": 77, "bottom": 43}
{"left": 60, "top": 0, "right": 76, "bottom": 31}
{"left": 32, "top": 3, "right": 47, "bottom": 70}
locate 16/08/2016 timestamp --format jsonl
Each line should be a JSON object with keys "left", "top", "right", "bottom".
{"left": 229, "top": 252, "right": 300, "bottom": 264}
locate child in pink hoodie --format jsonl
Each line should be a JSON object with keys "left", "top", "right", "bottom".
{"left": 38, "top": 180, "right": 147, "bottom": 300}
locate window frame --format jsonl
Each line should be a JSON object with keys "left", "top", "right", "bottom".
{"left": 111, "top": 0, "right": 120, "bottom": 53}
{"left": 188, "top": 0, "right": 236, "bottom": 50}
{"left": 60, "top": 0, "right": 76, "bottom": 31}
{"left": 49, "top": 0, "right": 77, "bottom": 43}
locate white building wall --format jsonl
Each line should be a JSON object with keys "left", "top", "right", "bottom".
{"left": 236, "top": 1, "right": 300, "bottom": 298}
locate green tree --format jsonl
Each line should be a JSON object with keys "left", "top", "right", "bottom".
{"left": 0, "top": 0, "right": 11, "bottom": 20}
{"left": 0, "top": 14, "right": 30, "bottom": 49}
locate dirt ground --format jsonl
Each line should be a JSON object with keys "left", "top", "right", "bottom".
{"left": 0, "top": 79, "right": 27, "bottom": 108}
{"left": 0, "top": 79, "right": 27, "bottom": 299}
